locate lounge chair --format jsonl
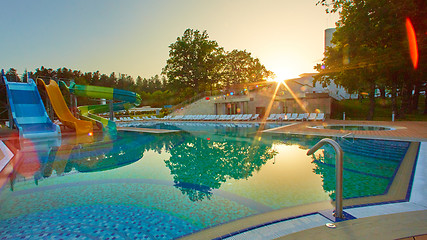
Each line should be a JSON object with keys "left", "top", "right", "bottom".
{"left": 283, "top": 113, "right": 292, "bottom": 121}
{"left": 241, "top": 114, "right": 252, "bottom": 121}
{"left": 307, "top": 113, "right": 317, "bottom": 121}
{"left": 208, "top": 115, "right": 217, "bottom": 121}
{"left": 277, "top": 113, "right": 286, "bottom": 121}
{"left": 296, "top": 113, "right": 308, "bottom": 121}
{"left": 266, "top": 114, "right": 277, "bottom": 121}
{"left": 288, "top": 113, "right": 298, "bottom": 121}
{"left": 315, "top": 113, "right": 325, "bottom": 121}
{"left": 250, "top": 114, "right": 260, "bottom": 121}
{"left": 234, "top": 114, "right": 244, "bottom": 121}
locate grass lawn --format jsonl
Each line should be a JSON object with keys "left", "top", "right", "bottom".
{"left": 332, "top": 95, "right": 427, "bottom": 121}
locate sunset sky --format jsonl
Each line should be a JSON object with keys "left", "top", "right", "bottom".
{"left": 0, "top": 0, "right": 339, "bottom": 81}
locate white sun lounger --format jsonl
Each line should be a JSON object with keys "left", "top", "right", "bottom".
{"left": 315, "top": 113, "right": 325, "bottom": 121}
{"left": 241, "top": 114, "right": 252, "bottom": 121}
{"left": 296, "top": 113, "right": 308, "bottom": 121}
{"left": 266, "top": 114, "right": 277, "bottom": 121}
{"left": 233, "top": 114, "right": 244, "bottom": 121}
{"left": 250, "top": 114, "right": 259, "bottom": 121}
{"left": 283, "top": 113, "right": 292, "bottom": 121}
{"left": 288, "top": 113, "right": 298, "bottom": 121}
{"left": 277, "top": 113, "right": 286, "bottom": 121}
{"left": 307, "top": 113, "right": 317, "bottom": 121}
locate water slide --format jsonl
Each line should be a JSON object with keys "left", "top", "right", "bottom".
{"left": 2, "top": 72, "right": 61, "bottom": 139}
{"left": 37, "top": 79, "right": 94, "bottom": 135}
{"left": 60, "top": 82, "right": 141, "bottom": 132}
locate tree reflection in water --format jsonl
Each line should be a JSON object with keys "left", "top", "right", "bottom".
{"left": 165, "top": 132, "right": 276, "bottom": 201}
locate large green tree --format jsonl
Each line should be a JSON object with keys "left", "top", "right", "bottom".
{"left": 219, "top": 49, "right": 273, "bottom": 89}
{"left": 163, "top": 29, "right": 222, "bottom": 96}
{"left": 315, "top": 0, "right": 427, "bottom": 119}
{"left": 163, "top": 29, "right": 274, "bottom": 99}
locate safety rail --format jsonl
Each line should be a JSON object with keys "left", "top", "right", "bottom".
{"left": 307, "top": 138, "right": 344, "bottom": 219}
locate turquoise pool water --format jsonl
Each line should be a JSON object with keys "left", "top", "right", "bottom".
{"left": 0, "top": 122, "right": 410, "bottom": 239}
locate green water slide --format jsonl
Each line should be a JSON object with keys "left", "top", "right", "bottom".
{"left": 60, "top": 82, "right": 141, "bottom": 132}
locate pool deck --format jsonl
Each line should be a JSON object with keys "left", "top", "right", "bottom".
{"left": 263, "top": 120, "right": 427, "bottom": 141}
{"left": 182, "top": 119, "right": 427, "bottom": 240}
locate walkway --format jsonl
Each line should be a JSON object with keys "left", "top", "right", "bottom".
{"left": 266, "top": 120, "right": 427, "bottom": 141}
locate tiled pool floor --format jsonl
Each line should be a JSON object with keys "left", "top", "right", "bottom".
{"left": 0, "top": 205, "right": 199, "bottom": 239}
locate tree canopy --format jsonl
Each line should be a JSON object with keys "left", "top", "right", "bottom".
{"left": 163, "top": 29, "right": 273, "bottom": 98}
{"left": 314, "top": 0, "right": 427, "bottom": 118}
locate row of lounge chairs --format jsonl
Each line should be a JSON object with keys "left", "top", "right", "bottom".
{"left": 266, "top": 113, "right": 325, "bottom": 121}
{"left": 114, "top": 116, "right": 159, "bottom": 122}
{"left": 114, "top": 112, "right": 325, "bottom": 122}
{"left": 166, "top": 114, "right": 260, "bottom": 121}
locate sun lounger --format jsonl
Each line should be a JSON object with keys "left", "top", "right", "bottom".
{"left": 296, "top": 113, "right": 308, "bottom": 121}
{"left": 233, "top": 114, "right": 244, "bottom": 121}
{"left": 315, "top": 113, "right": 325, "bottom": 121}
{"left": 307, "top": 113, "right": 317, "bottom": 121}
{"left": 288, "top": 113, "right": 298, "bottom": 121}
{"left": 277, "top": 113, "right": 286, "bottom": 121}
{"left": 266, "top": 114, "right": 277, "bottom": 121}
{"left": 250, "top": 114, "right": 260, "bottom": 121}
{"left": 241, "top": 114, "right": 252, "bottom": 121}
{"left": 283, "top": 113, "right": 292, "bottom": 121}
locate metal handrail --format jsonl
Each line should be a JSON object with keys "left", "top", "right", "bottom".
{"left": 307, "top": 138, "right": 344, "bottom": 219}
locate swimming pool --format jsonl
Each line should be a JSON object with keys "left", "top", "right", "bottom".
{"left": 0, "top": 122, "right": 413, "bottom": 239}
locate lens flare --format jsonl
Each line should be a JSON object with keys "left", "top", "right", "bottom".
{"left": 406, "top": 18, "right": 418, "bottom": 69}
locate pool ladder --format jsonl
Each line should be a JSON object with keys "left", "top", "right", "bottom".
{"left": 307, "top": 138, "right": 344, "bottom": 219}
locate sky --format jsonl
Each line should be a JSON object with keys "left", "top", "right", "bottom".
{"left": 0, "top": 0, "right": 339, "bottom": 81}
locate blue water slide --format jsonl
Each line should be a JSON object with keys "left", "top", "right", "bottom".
{"left": 2, "top": 71, "right": 61, "bottom": 139}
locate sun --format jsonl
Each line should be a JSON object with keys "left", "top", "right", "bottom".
{"left": 268, "top": 69, "right": 300, "bottom": 83}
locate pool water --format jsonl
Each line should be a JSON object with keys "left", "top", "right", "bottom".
{"left": 0, "top": 122, "right": 410, "bottom": 239}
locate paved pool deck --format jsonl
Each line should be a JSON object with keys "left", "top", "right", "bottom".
{"left": 263, "top": 120, "right": 427, "bottom": 141}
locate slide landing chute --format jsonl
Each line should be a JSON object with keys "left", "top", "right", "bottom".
{"left": 37, "top": 79, "right": 94, "bottom": 135}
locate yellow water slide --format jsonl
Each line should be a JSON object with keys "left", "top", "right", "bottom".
{"left": 37, "top": 79, "right": 94, "bottom": 135}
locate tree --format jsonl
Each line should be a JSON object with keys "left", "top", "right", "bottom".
{"left": 163, "top": 29, "right": 223, "bottom": 96}
{"left": 315, "top": 0, "right": 426, "bottom": 119}
{"left": 220, "top": 49, "right": 273, "bottom": 88}
{"left": 5, "top": 68, "right": 19, "bottom": 82}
